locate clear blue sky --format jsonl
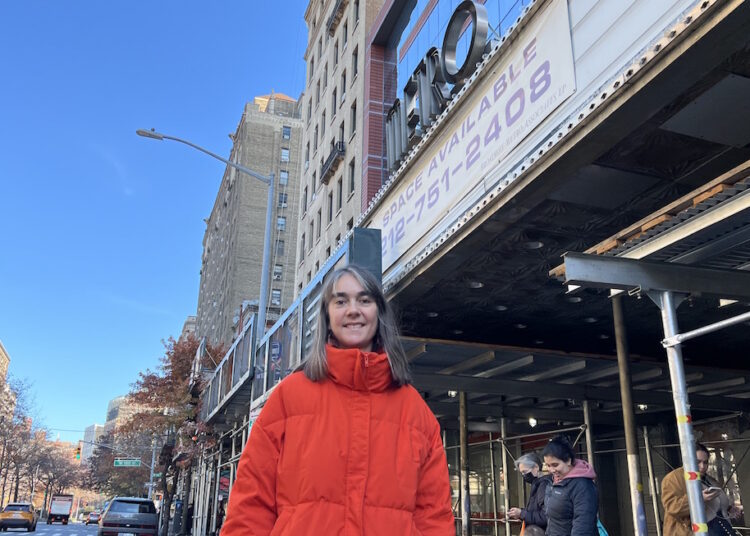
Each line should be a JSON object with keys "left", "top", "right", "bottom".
{"left": 0, "top": 1, "right": 308, "bottom": 443}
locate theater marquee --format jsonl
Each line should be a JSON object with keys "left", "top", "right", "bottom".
{"left": 371, "top": 0, "right": 575, "bottom": 270}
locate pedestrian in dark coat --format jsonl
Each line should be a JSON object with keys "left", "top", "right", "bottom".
{"left": 543, "top": 436, "right": 599, "bottom": 536}
{"left": 507, "top": 452, "right": 551, "bottom": 531}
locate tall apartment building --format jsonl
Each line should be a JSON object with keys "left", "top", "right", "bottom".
{"left": 0, "top": 341, "right": 15, "bottom": 420}
{"left": 295, "top": 0, "right": 384, "bottom": 292}
{"left": 81, "top": 423, "right": 104, "bottom": 464}
{"left": 196, "top": 94, "right": 304, "bottom": 347}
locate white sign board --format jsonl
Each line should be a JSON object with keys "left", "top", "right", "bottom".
{"left": 370, "top": 0, "right": 576, "bottom": 269}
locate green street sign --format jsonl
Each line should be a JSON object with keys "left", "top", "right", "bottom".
{"left": 114, "top": 458, "right": 141, "bottom": 467}
{"left": 152, "top": 472, "right": 162, "bottom": 478}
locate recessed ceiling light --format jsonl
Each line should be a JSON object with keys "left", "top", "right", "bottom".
{"left": 583, "top": 317, "right": 598, "bottom": 323}
{"left": 528, "top": 417, "right": 538, "bottom": 428}
{"left": 523, "top": 241, "right": 544, "bottom": 250}
{"left": 566, "top": 296, "right": 583, "bottom": 303}
{"left": 468, "top": 281, "right": 484, "bottom": 288}
{"left": 514, "top": 323, "right": 527, "bottom": 329}
{"left": 447, "top": 390, "right": 458, "bottom": 398}
{"left": 495, "top": 305, "right": 508, "bottom": 311}
{"left": 452, "top": 329, "right": 464, "bottom": 335}
{"left": 598, "top": 334, "right": 609, "bottom": 340}
{"left": 534, "top": 339, "right": 544, "bottom": 345}
{"left": 426, "top": 312, "right": 439, "bottom": 318}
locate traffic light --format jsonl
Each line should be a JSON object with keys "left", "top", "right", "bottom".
{"left": 74, "top": 446, "right": 81, "bottom": 460}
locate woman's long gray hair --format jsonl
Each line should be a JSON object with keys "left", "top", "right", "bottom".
{"left": 302, "top": 264, "right": 411, "bottom": 386}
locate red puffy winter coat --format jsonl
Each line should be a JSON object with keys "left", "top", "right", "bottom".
{"left": 221, "top": 345, "right": 455, "bottom": 535}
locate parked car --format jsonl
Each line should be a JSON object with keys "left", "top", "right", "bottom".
{"left": 98, "top": 498, "right": 157, "bottom": 536}
{"left": 0, "top": 503, "right": 37, "bottom": 532}
{"left": 86, "top": 512, "right": 101, "bottom": 525}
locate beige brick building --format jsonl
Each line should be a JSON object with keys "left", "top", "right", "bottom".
{"left": 295, "top": 0, "right": 384, "bottom": 292}
{"left": 196, "top": 94, "right": 304, "bottom": 347}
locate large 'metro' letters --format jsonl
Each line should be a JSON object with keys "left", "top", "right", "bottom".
{"left": 385, "top": 0, "right": 489, "bottom": 172}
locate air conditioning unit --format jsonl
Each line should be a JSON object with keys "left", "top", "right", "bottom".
{"left": 281, "top": 202, "right": 288, "bottom": 208}
{"left": 273, "top": 274, "right": 282, "bottom": 280}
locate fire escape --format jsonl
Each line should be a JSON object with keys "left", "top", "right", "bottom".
{"left": 326, "top": 0, "right": 349, "bottom": 36}
{"left": 320, "top": 141, "right": 346, "bottom": 184}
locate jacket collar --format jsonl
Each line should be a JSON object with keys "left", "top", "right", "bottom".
{"left": 326, "top": 344, "right": 394, "bottom": 392}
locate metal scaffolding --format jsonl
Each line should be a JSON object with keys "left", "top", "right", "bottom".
{"left": 563, "top": 252, "right": 750, "bottom": 534}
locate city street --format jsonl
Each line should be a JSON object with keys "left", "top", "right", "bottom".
{"left": 28, "top": 523, "right": 98, "bottom": 536}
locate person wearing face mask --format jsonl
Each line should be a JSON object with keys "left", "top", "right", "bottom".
{"left": 542, "top": 435, "right": 599, "bottom": 536}
{"left": 220, "top": 265, "right": 455, "bottom": 536}
{"left": 506, "top": 452, "right": 551, "bottom": 535}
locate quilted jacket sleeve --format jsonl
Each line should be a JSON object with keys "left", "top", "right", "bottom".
{"left": 221, "top": 387, "right": 286, "bottom": 536}
{"left": 414, "top": 418, "right": 456, "bottom": 535}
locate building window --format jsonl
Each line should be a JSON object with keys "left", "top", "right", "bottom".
{"left": 352, "top": 47, "right": 358, "bottom": 79}
{"left": 314, "top": 125, "right": 319, "bottom": 152}
{"left": 316, "top": 209, "right": 322, "bottom": 239}
{"left": 273, "top": 264, "right": 283, "bottom": 280}
{"left": 328, "top": 192, "right": 333, "bottom": 222}
{"left": 337, "top": 178, "right": 343, "bottom": 210}
{"left": 340, "top": 70, "right": 347, "bottom": 102}
{"left": 334, "top": 41, "right": 339, "bottom": 66}
{"left": 276, "top": 240, "right": 285, "bottom": 256}
{"left": 281, "top": 148, "right": 290, "bottom": 162}
{"left": 347, "top": 218, "right": 354, "bottom": 231}
{"left": 350, "top": 100, "right": 357, "bottom": 136}
{"left": 302, "top": 186, "right": 308, "bottom": 213}
{"left": 279, "top": 170, "right": 288, "bottom": 186}
{"left": 309, "top": 222, "right": 314, "bottom": 250}
{"left": 326, "top": 246, "right": 331, "bottom": 258}
{"left": 282, "top": 126, "right": 291, "bottom": 140}
{"left": 300, "top": 234, "right": 305, "bottom": 260}
{"left": 323, "top": 63, "right": 328, "bottom": 89}
{"left": 309, "top": 58, "right": 314, "bottom": 84}
{"left": 307, "top": 271, "right": 312, "bottom": 283}
{"left": 277, "top": 216, "right": 286, "bottom": 231}
{"left": 339, "top": 121, "right": 345, "bottom": 143}
{"left": 278, "top": 192, "right": 288, "bottom": 208}
{"left": 343, "top": 22, "right": 348, "bottom": 47}
{"left": 349, "top": 157, "right": 355, "bottom": 194}
{"left": 315, "top": 260, "right": 319, "bottom": 273}
{"left": 316, "top": 80, "right": 320, "bottom": 105}
{"left": 271, "top": 289, "right": 282, "bottom": 306}
{"left": 331, "top": 88, "right": 337, "bottom": 116}
{"left": 305, "top": 142, "right": 310, "bottom": 169}
{"left": 318, "top": 37, "right": 322, "bottom": 59}
{"left": 321, "top": 111, "right": 326, "bottom": 135}
{"left": 307, "top": 100, "right": 312, "bottom": 123}
{"left": 312, "top": 170, "right": 317, "bottom": 188}
{"left": 354, "top": 0, "right": 359, "bottom": 23}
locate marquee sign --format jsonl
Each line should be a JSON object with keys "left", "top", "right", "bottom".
{"left": 374, "top": 0, "right": 575, "bottom": 269}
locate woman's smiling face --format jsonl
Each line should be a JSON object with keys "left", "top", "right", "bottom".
{"left": 328, "top": 273, "right": 379, "bottom": 352}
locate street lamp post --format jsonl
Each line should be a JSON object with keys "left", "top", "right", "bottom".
{"left": 136, "top": 128, "right": 274, "bottom": 342}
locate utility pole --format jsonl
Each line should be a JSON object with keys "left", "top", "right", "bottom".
{"left": 147, "top": 437, "right": 157, "bottom": 500}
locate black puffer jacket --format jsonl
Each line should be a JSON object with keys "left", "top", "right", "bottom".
{"left": 544, "top": 461, "right": 598, "bottom": 536}
{"left": 520, "top": 475, "right": 552, "bottom": 528}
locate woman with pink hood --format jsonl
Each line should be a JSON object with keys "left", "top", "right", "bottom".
{"left": 542, "top": 436, "right": 599, "bottom": 536}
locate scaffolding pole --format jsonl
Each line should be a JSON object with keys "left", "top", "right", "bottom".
{"left": 582, "top": 400, "right": 596, "bottom": 475}
{"left": 613, "top": 295, "right": 648, "bottom": 535}
{"left": 500, "top": 418, "right": 510, "bottom": 536}
{"left": 460, "top": 392, "right": 471, "bottom": 536}
{"left": 653, "top": 290, "right": 707, "bottom": 534}
{"left": 643, "top": 427, "right": 663, "bottom": 536}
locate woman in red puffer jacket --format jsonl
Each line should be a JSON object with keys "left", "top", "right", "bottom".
{"left": 221, "top": 264, "right": 455, "bottom": 536}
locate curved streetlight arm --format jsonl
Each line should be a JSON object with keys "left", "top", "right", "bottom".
{"left": 136, "top": 129, "right": 272, "bottom": 184}
{"left": 136, "top": 128, "right": 274, "bottom": 340}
